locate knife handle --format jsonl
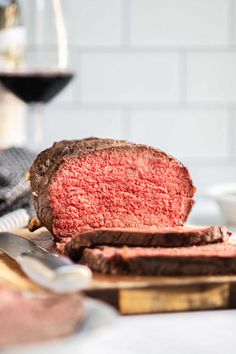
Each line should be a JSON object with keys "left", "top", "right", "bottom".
{"left": 16, "top": 251, "right": 92, "bottom": 293}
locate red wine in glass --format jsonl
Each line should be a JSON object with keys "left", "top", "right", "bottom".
{"left": 0, "top": 71, "right": 74, "bottom": 104}
{"left": 0, "top": 71, "right": 74, "bottom": 149}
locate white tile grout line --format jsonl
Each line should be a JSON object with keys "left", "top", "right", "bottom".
{"left": 75, "top": 51, "right": 82, "bottom": 102}
{"left": 28, "top": 44, "right": 236, "bottom": 54}
{"left": 49, "top": 101, "right": 236, "bottom": 110}
{"left": 120, "top": 0, "right": 130, "bottom": 48}
{"left": 178, "top": 52, "right": 187, "bottom": 104}
{"left": 120, "top": 109, "right": 131, "bottom": 139}
{"left": 228, "top": 108, "right": 236, "bottom": 156}
{"left": 228, "top": 0, "right": 235, "bottom": 45}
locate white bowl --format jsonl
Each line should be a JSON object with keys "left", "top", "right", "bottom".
{"left": 207, "top": 183, "right": 236, "bottom": 227}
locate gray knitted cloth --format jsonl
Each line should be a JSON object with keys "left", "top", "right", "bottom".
{"left": 0, "top": 147, "right": 36, "bottom": 217}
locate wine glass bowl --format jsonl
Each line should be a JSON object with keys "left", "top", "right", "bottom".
{"left": 0, "top": 71, "right": 74, "bottom": 104}
{"left": 0, "top": 0, "right": 74, "bottom": 150}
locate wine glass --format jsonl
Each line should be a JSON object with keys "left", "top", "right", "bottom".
{"left": 0, "top": 0, "right": 74, "bottom": 150}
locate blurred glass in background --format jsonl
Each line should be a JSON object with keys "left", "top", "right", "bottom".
{"left": 0, "top": 0, "right": 25, "bottom": 148}
{"left": 0, "top": 0, "right": 74, "bottom": 150}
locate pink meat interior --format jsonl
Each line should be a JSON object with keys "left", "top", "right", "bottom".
{"left": 49, "top": 149, "right": 194, "bottom": 238}
{"left": 97, "top": 242, "right": 236, "bottom": 258}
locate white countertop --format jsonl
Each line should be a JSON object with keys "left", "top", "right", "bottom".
{"left": 8, "top": 308, "right": 236, "bottom": 354}
{"left": 73, "top": 309, "right": 236, "bottom": 354}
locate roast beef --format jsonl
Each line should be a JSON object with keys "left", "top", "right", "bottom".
{"left": 66, "top": 226, "right": 229, "bottom": 261}
{"left": 29, "top": 138, "right": 196, "bottom": 247}
{"left": 79, "top": 242, "right": 236, "bottom": 276}
{"left": 0, "top": 286, "right": 85, "bottom": 345}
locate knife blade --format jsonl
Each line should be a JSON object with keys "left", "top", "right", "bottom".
{"left": 0, "top": 232, "right": 92, "bottom": 293}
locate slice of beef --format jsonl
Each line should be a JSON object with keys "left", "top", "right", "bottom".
{"left": 79, "top": 242, "right": 236, "bottom": 275}
{"left": 29, "top": 138, "right": 196, "bottom": 246}
{"left": 0, "top": 287, "right": 85, "bottom": 345}
{"left": 65, "top": 226, "right": 230, "bottom": 261}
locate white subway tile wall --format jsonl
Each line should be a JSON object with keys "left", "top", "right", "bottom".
{"left": 129, "top": 0, "right": 229, "bottom": 46}
{"left": 42, "top": 108, "right": 123, "bottom": 147}
{"left": 129, "top": 110, "right": 229, "bottom": 159}
{"left": 80, "top": 53, "right": 179, "bottom": 103}
{"left": 64, "top": 0, "right": 122, "bottom": 46}
{"left": 187, "top": 53, "right": 236, "bottom": 102}
{"left": 32, "top": 0, "right": 236, "bottom": 194}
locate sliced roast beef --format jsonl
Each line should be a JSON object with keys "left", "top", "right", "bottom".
{"left": 29, "top": 138, "right": 196, "bottom": 247}
{"left": 65, "top": 226, "right": 230, "bottom": 261}
{"left": 0, "top": 286, "right": 85, "bottom": 345}
{"left": 79, "top": 242, "right": 236, "bottom": 276}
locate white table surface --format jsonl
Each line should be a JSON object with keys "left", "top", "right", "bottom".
{"left": 7, "top": 308, "right": 236, "bottom": 354}
{"left": 70, "top": 309, "right": 236, "bottom": 354}
{"left": 4, "top": 197, "right": 236, "bottom": 354}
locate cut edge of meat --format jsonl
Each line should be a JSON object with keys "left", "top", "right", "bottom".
{"left": 65, "top": 226, "right": 230, "bottom": 261}
{"left": 79, "top": 242, "right": 236, "bottom": 276}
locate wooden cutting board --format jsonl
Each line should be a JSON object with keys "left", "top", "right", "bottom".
{"left": 1, "top": 228, "right": 236, "bottom": 315}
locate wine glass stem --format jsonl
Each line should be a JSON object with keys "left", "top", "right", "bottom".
{"left": 27, "top": 103, "right": 44, "bottom": 150}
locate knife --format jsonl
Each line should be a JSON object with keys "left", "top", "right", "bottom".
{"left": 0, "top": 232, "right": 92, "bottom": 293}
